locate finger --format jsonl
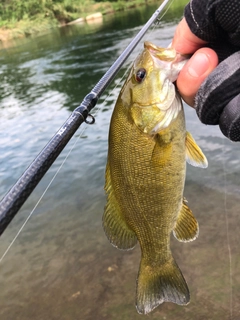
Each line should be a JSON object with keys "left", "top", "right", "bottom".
{"left": 172, "top": 18, "right": 207, "bottom": 54}
{"left": 176, "top": 48, "right": 218, "bottom": 107}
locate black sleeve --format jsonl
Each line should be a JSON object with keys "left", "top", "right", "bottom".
{"left": 184, "top": 0, "right": 240, "bottom": 61}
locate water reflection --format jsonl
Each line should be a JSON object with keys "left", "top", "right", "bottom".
{"left": 0, "top": 1, "right": 240, "bottom": 319}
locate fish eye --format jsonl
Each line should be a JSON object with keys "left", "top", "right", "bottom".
{"left": 135, "top": 68, "right": 146, "bottom": 83}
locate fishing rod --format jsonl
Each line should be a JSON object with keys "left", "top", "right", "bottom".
{"left": 0, "top": 0, "right": 171, "bottom": 236}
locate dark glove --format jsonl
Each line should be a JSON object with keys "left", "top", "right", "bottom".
{"left": 195, "top": 51, "right": 240, "bottom": 141}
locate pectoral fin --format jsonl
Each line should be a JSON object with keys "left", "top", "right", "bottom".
{"left": 173, "top": 199, "right": 199, "bottom": 242}
{"left": 103, "top": 159, "right": 137, "bottom": 250}
{"left": 130, "top": 105, "right": 162, "bottom": 134}
{"left": 185, "top": 131, "right": 208, "bottom": 168}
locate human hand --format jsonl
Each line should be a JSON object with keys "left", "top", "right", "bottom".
{"left": 172, "top": 18, "right": 218, "bottom": 107}
{"left": 172, "top": 18, "right": 240, "bottom": 141}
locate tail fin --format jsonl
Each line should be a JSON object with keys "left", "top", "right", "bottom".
{"left": 136, "top": 257, "right": 190, "bottom": 314}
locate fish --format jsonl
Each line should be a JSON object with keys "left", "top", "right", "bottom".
{"left": 103, "top": 41, "right": 208, "bottom": 314}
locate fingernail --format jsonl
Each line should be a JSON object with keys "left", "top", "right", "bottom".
{"left": 187, "top": 52, "right": 210, "bottom": 78}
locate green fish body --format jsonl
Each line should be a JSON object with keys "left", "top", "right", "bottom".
{"left": 103, "top": 42, "right": 208, "bottom": 314}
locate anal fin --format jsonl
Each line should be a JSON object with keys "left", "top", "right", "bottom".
{"left": 173, "top": 199, "right": 199, "bottom": 242}
{"left": 103, "top": 160, "right": 137, "bottom": 250}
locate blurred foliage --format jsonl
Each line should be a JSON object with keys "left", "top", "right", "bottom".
{"left": 0, "top": 0, "right": 156, "bottom": 26}
{"left": 0, "top": 0, "right": 188, "bottom": 38}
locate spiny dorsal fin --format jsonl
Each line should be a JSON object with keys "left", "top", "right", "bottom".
{"left": 173, "top": 199, "right": 199, "bottom": 242}
{"left": 185, "top": 131, "right": 208, "bottom": 168}
{"left": 103, "top": 159, "right": 137, "bottom": 250}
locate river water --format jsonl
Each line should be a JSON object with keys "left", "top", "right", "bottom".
{"left": 1, "top": 1, "right": 240, "bottom": 319}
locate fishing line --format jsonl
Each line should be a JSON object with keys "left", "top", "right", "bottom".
{"left": 154, "top": 0, "right": 175, "bottom": 30}
{"left": 91, "top": 1, "right": 170, "bottom": 117}
{"left": 0, "top": 55, "right": 134, "bottom": 263}
{"left": 0, "top": 0, "right": 173, "bottom": 237}
{"left": 92, "top": 61, "right": 132, "bottom": 117}
{"left": 222, "top": 138, "right": 233, "bottom": 320}
{"left": 0, "top": 0, "right": 175, "bottom": 261}
{"left": 93, "top": 0, "right": 175, "bottom": 114}
{"left": 0, "top": 123, "right": 88, "bottom": 264}
{"left": 100, "top": 0, "right": 175, "bottom": 97}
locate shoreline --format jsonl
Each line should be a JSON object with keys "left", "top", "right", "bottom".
{"left": 0, "top": 0, "right": 158, "bottom": 43}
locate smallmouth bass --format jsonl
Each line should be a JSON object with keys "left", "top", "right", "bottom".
{"left": 103, "top": 41, "right": 208, "bottom": 314}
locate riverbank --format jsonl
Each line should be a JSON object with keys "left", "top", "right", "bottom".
{"left": 0, "top": 0, "right": 159, "bottom": 43}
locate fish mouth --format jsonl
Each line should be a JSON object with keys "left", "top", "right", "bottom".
{"left": 144, "top": 41, "right": 188, "bottom": 83}
{"left": 144, "top": 41, "right": 189, "bottom": 63}
{"left": 144, "top": 41, "right": 176, "bottom": 61}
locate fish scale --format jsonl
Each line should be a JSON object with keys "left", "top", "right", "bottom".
{"left": 103, "top": 41, "right": 208, "bottom": 314}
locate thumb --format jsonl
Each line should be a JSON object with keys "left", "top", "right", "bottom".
{"left": 172, "top": 18, "right": 218, "bottom": 106}
{"left": 176, "top": 48, "right": 218, "bottom": 106}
